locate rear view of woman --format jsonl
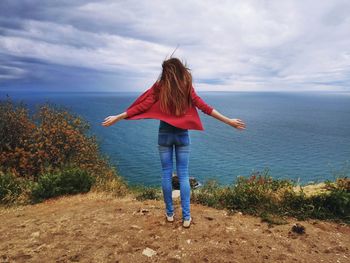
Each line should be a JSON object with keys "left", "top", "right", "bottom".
{"left": 102, "top": 57, "right": 246, "bottom": 228}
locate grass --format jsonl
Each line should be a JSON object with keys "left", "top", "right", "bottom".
{"left": 128, "top": 184, "right": 162, "bottom": 201}
{"left": 191, "top": 168, "right": 350, "bottom": 225}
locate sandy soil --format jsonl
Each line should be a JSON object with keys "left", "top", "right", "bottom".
{"left": 0, "top": 191, "right": 349, "bottom": 263}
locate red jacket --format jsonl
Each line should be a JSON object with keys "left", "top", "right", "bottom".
{"left": 125, "top": 81, "right": 214, "bottom": 130}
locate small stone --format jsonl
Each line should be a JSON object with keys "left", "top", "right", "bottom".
{"left": 142, "top": 247, "right": 157, "bottom": 257}
{"left": 130, "top": 225, "right": 142, "bottom": 230}
{"left": 139, "top": 208, "right": 150, "bottom": 214}
{"left": 291, "top": 223, "right": 305, "bottom": 234}
{"left": 31, "top": 231, "right": 40, "bottom": 237}
{"left": 187, "top": 239, "right": 191, "bottom": 244}
{"left": 172, "top": 190, "right": 181, "bottom": 199}
{"left": 134, "top": 208, "right": 150, "bottom": 215}
{"left": 226, "top": 226, "right": 236, "bottom": 232}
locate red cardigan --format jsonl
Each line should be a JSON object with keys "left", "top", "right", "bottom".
{"left": 125, "top": 81, "right": 214, "bottom": 130}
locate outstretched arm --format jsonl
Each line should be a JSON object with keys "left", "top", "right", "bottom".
{"left": 191, "top": 86, "right": 214, "bottom": 115}
{"left": 102, "top": 82, "right": 158, "bottom": 127}
{"left": 102, "top": 85, "right": 157, "bottom": 127}
{"left": 191, "top": 86, "right": 246, "bottom": 130}
{"left": 210, "top": 109, "right": 246, "bottom": 130}
{"left": 102, "top": 112, "right": 128, "bottom": 127}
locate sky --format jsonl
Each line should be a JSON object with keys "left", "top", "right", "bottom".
{"left": 0, "top": 0, "right": 349, "bottom": 92}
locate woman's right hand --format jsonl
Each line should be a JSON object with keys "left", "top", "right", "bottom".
{"left": 227, "top": 118, "right": 246, "bottom": 130}
{"left": 102, "top": 115, "right": 119, "bottom": 127}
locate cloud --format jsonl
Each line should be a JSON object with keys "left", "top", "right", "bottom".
{"left": 0, "top": 0, "right": 349, "bottom": 92}
{"left": 0, "top": 64, "right": 27, "bottom": 80}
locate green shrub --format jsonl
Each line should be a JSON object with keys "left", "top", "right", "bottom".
{"left": 91, "top": 170, "right": 129, "bottom": 197}
{"left": 308, "top": 189, "right": 350, "bottom": 221}
{"left": 279, "top": 190, "right": 314, "bottom": 220}
{"left": 193, "top": 169, "right": 294, "bottom": 215}
{"left": 131, "top": 185, "right": 162, "bottom": 201}
{"left": 260, "top": 211, "right": 288, "bottom": 226}
{"left": 0, "top": 171, "right": 22, "bottom": 204}
{"left": 191, "top": 179, "right": 224, "bottom": 208}
{"left": 192, "top": 169, "right": 350, "bottom": 225}
{"left": 31, "top": 166, "right": 94, "bottom": 203}
{"left": 325, "top": 177, "right": 350, "bottom": 192}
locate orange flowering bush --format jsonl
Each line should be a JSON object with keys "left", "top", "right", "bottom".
{"left": 0, "top": 96, "right": 128, "bottom": 203}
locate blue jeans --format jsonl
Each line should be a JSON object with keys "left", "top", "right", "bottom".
{"left": 158, "top": 121, "right": 191, "bottom": 220}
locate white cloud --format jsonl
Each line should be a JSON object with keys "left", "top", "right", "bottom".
{"left": 0, "top": 20, "right": 170, "bottom": 73}
{"left": 0, "top": 65, "right": 27, "bottom": 80}
{"left": 0, "top": 0, "right": 349, "bottom": 91}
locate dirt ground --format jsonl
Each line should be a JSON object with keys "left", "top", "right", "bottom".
{"left": 0, "top": 191, "right": 349, "bottom": 263}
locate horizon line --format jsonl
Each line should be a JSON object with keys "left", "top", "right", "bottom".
{"left": 1, "top": 89, "right": 349, "bottom": 94}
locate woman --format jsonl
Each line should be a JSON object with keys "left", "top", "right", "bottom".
{"left": 102, "top": 57, "right": 246, "bottom": 228}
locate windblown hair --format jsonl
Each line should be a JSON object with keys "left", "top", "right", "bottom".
{"left": 155, "top": 57, "right": 193, "bottom": 116}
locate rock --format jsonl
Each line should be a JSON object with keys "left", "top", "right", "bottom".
{"left": 171, "top": 173, "right": 202, "bottom": 190}
{"left": 142, "top": 247, "right": 157, "bottom": 257}
{"left": 31, "top": 231, "right": 40, "bottom": 238}
{"left": 172, "top": 173, "right": 180, "bottom": 190}
{"left": 172, "top": 190, "right": 180, "bottom": 199}
{"left": 139, "top": 208, "right": 149, "bottom": 214}
{"left": 291, "top": 223, "right": 305, "bottom": 234}
{"left": 69, "top": 254, "right": 80, "bottom": 262}
{"left": 130, "top": 225, "right": 142, "bottom": 230}
{"left": 186, "top": 239, "right": 191, "bottom": 244}
{"left": 225, "top": 226, "right": 236, "bottom": 232}
{"left": 133, "top": 208, "right": 150, "bottom": 215}
{"left": 189, "top": 177, "right": 202, "bottom": 189}
{"left": 324, "top": 245, "right": 348, "bottom": 253}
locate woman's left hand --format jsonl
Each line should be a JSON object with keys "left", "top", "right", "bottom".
{"left": 102, "top": 115, "right": 120, "bottom": 127}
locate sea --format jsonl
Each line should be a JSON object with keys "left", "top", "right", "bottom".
{"left": 1, "top": 90, "right": 350, "bottom": 187}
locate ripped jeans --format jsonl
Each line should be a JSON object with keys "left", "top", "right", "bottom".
{"left": 158, "top": 121, "right": 191, "bottom": 220}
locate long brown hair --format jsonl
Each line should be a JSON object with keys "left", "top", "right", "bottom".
{"left": 155, "top": 57, "right": 192, "bottom": 116}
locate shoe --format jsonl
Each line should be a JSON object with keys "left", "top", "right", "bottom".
{"left": 166, "top": 212, "right": 174, "bottom": 222}
{"left": 183, "top": 217, "right": 192, "bottom": 228}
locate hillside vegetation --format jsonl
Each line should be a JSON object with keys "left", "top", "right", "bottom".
{"left": 0, "top": 97, "right": 349, "bottom": 226}
{"left": 0, "top": 96, "right": 128, "bottom": 206}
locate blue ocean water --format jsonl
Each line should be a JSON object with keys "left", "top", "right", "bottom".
{"left": 1, "top": 90, "right": 350, "bottom": 187}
